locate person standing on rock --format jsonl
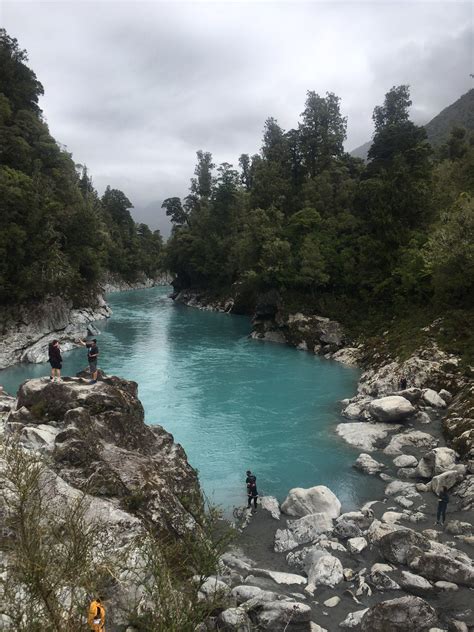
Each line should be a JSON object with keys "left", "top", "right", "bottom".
{"left": 246, "top": 470, "right": 258, "bottom": 510}
{"left": 436, "top": 487, "right": 449, "bottom": 525}
{"left": 79, "top": 338, "right": 99, "bottom": 384}
{"left": 399, "top": 374, "right": 407, "bottom": 390}
{"left": 87, "top": 597, "right": 105, "bottom": 631}
{"left": 48, "top": 340, "right": 62, "bottom": 382}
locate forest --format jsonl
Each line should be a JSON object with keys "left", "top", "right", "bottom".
{"left": 164, "top": 87, "right": 474, "bottom": 357}
{"left": 0, "top": 29, "right": 163, "bottom": 305}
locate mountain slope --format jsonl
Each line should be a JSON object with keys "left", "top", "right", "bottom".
{"left": 350, "top": 88, "right": 474, "bottom": 160}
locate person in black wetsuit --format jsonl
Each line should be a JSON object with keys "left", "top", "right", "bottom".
{"left": 48, "top": 340, "right": 62, "bottom": 382}
{"left": 246, "top": 470, "right": 258, "bottom": 510}
{"left": 436, "top": 487, "right": 449, "bottom": 525}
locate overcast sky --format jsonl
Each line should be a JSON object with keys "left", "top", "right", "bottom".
{"left": 2, "top": 1, "right": 473, "bottom": 236}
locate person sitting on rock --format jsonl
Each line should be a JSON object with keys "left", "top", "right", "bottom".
{"left": 88, "top": 597, "right": 105, "bottom": 631}
{"left": 436, "top": 486, "right": 449, "bottom": 525}
{"left": 48, "top": 340, "right": 62, "bottom": 382}
{"left": 79, "top": 338, "right": 100, "bottom": 384}
{"left": 246, "top": 470, "right": 258, "bottom": 510}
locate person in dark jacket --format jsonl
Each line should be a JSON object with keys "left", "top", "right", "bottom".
{"left": 246, "top": 470, "right": 258, "bottom": 510}
{"left": 436, "top": 487, "right": 449, "bottom": 525}
{"left": 48, "top": 340, "right": 62, "bottom": 382}
{"left": 79, "top": 338, "right": 99, "bottom": 384}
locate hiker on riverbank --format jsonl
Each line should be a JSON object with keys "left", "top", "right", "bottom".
{"left": 79, "top": 338, "right": 99, "bottom": 384}
{"left": 399, "top": 374, "right": 407, "bottom": 390}
{"left": 246, "top": 470, "right": 258, "bottom": 510}
{"left": 88, "top": 597, "right": 105, "bottom": 631}
{"left": 48, "top": 340, "right": 62, "bottom": 382}
{"left": 436, "top": 486, "right": 449, "bottom": 525}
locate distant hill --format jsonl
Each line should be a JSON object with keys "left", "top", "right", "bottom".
{"left": 350, "top": 88, "right": 474, "bottom": 160}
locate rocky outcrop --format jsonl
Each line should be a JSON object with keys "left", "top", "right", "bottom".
{"left": 0, "top": 295, "right": 112, "bottom": 369}
{"left": 5, "top": 376, "right": 201, "bottom": 534}
{"left": 361, "top": 596, "right": 438, "bottom": 631}
{"left": 281, "top": 486, "right": 341, "bottom": 519}
{"left": 101, "top": 271, "right": 172, "bottom": 293}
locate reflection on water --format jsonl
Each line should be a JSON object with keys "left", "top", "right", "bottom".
{"left": 0, "top": 287, "right": 384, "bottom": 510}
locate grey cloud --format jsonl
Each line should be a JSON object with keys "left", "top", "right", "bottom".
{"left": 3, "top": 1, "right": 473, "bottom": 236}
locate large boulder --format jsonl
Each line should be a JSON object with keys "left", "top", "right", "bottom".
{"left": 422, "top": 389, "right": 446, "bottom": 408}
{"left": 379, "top": 529, "right": 430, "bottom": 565}
{"left": 287, "top": 513, "right": 334, "bottom": 545}
{"left": 409, "top": 552, "right": 474, "bottom": 587}
{"left": 305, "top": 551, "right": 344, "bottom": 591}
{"left": 336, "top": 422, "right": 402, "bottom": 452}
{"left": 384, "top": 431, "right": 438, "bottom": 456}
{"left": 252, "top": 600, "right": 312, "bottom": 631}
{"left": 415, "top": 447, "right": 458, "bottom": 478}
{"left": 360, "top": 596, "right": 437, "bottom": 631}
{"left": 216, "top": 607, "right": 252, "bottom": 631}
{"left": 353, "top": 453, "right": 385, "bottom": 475}
{"left": 431, "top": 468, "right": 465, "bottom": 494}
{"left": 368, "top": 396, "right": 415, "bottom": 422}
{"left": 281, "top": 486, "right": 341, "bottom": 519}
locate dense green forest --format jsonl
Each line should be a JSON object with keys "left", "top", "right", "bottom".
{"left": 0, "top": 30, "right": 163, "bottom": 305}
{"left": 164, "top": 86, "right": 474, "bottom": 354}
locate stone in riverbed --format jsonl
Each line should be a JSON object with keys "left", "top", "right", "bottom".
{"left": 347, "top": 537, "right": 368, "bottom": 554}
{"left": 281, "top": 485, "right": 341, "bottom": 519}
{"left": 216, "top": 607, "right": 252, "bottom": 631}
{"left": 251, "top": 568, "right": 307, "bottom": 586}
{"left": 287, "top": 513, "right": 334, "bottom": 545}
{"left": 431, "top": 469, "right": 465, "bottom": 494}
{"left": 409, "top": 552, "right": 474, "bottom": 587}
{"left": 353, "top": 453, "right": 385, "bottom": 475}
{"left": 393, "top": 454, "right": 418, "bottom": 468}
{"left": 422, "top": 389, "right": 446, "bottom": 408}
{"left": 415, "top": 447, "right": 458, "bottom": 478}
{"left": 274, "top": 528, "right": 299, "bottom": 553}
{"left": 323, "top": 596, "right": 340, "bottom": 607}
{"left": 384, "top": 431, "right": 438, "bottom": 456}
{"left": 336, "top": 422, "right": 402, "bottom": 452}
{"left": 260, "top": 496, "right": 281, "bottom": 520}
{"left": 231, "top": 585, "right": 279, "bottom": 605}
{"left": 434, "top": 580, "right": 458, "bottom": 591}
{"left": 379, "top": 529, "right": 430, "bottom": 565}
{"left": 398, "top": 570, "right": 432, "bottom": 593}
{"left": 253, "top": 600, "right": 312, "bottom": 631}
{"left": 360, "top": 596, "right": 438, "bottom": 632}
{"left": 368, "top": 396, "right": 416, "bottom": 422}
{"left": 339, "top": 608, "right": 369, "bottom": 629}
{"left": 445, "top": 520, "right": 473, "bottom": 536}
{"left": 305, "top": 551, "right": 344, "bottom": 591}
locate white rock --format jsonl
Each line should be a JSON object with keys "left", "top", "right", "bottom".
{"left": 393, "top": 455, "right": 418, "bottom": 468}
{"left": 366, "top": 519, "right": 402, "bottom": 544}
{"left": 216, "top": 607, "right": 252, "bottom": 630}
{"left": 231, "top": 585, "right": 279, "bottom": 604}
{"left": 331, "top": 347, "right": 361, "bottom": 367}
{"left": 347, "top": 537, "right": 368, "bottom": 554}
{"left": 438, "top": 389, "right": 452, "bottom": 402}
{"left": 353, "top": 453, "right": 385, "bottom": 475}
{"left": 435, "top": 580, "right": 458, "bottom": 591}
{"left": 21, "top": 424, "right": 59, "bottom": 450}
{"left": 305, "top": 553, "right": 343, "bottom": 591}
{"left": 384, "top": 431, "right": 438, "bottom": 455}
{"left": 385, "top": 480, "right": 419, "bottom": 498}
{"left": 336, "top": 422, "right": 401, "bottom": 452}
{"left": 371, "top": 563, "right": 394, "bottom": 573}
{"left": 198, "top": 576, "right": 230, "bottom": 599}
{"left": 368, "top": 396, "right": 415, "bottom": 422}
{"left": 422, "top": 389, "right": 447, "bottom": 408}
{"left": 339, "top": 608, "right": 369, "bottom": 629}
{"left": 342, "top": 399, "right": 371, "bottom": 419}
{"left": 323, "top": 596, "right": 340, "bottom": 607}
{"left": 310, "top": 624, "right": 328, "bottom": 632}
{"left": 274, "top": 529, "right": 299, "bottom": 553}
{"left": 416, "top": 447, "right": 458, "bottom": 478}
{"left": 252, "top": 568, "right": 307, "bottom": 586}
{"left": 260, "top": 496, "right": 281, "bottom": 520}
{"left": 399, "top": 570, "right": 432, "bottom": 591}
{"left": 281, "top": 486, "right": 341, "bottom": 519}
{"left": 381, "top": 511, "right": 404, "bottom": 524}
{"left": 287, "top": 513, "right": 334, "bottom": 544}
{"left": 256, "top": 600, "right": 312, "bottom": 629}
{"left": 431, "top": 470, "right": 464, "bottom": 494}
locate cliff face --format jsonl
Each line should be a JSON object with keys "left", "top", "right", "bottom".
{"left": 0, "top": 295, "right": 112, "bottom": 369}
{"left": 6, "top": 375, "right": 201, "bottom": 534}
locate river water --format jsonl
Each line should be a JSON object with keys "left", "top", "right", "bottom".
{"left": 0, "top": 287, "right": 380, "bottom": 510}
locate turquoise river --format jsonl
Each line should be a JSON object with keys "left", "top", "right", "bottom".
{"left": 0, "top": 287, "right": 381, "bottom": 511}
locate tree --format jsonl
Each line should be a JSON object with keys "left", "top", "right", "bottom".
{"left": 162, "top": 197, "right": 189, "bottom": 226}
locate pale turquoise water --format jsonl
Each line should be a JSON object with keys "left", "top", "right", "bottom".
{"left": 0, "top": 287, "right": 380, "bottom": 510}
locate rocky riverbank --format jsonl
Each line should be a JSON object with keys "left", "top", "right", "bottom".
{"left": 0, "top": 273, "right": 172, "bottom": 370}
{"left": 0, "top": 294, "right": 112, "bottom": 369}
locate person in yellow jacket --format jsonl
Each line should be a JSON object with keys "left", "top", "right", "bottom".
{"left": 88, "top": 598, "right": 105, "bottom": 631}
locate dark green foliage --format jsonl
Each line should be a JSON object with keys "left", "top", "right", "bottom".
{"left": 0, "top": 30, "right": 163, "bottom": 304}
{"left": 165, "top": 85, "right": 474, "bottom": 360}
